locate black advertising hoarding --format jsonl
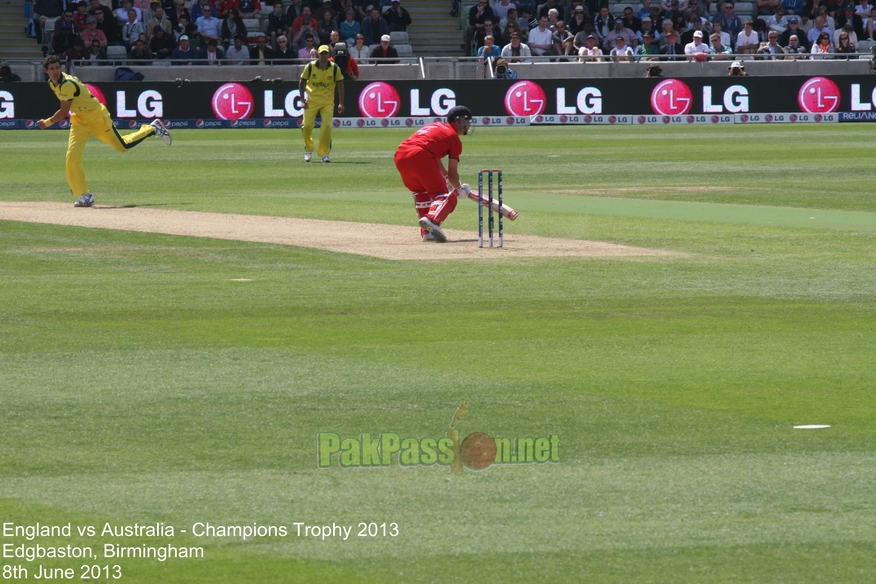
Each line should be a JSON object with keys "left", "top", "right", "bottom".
{"left": 3, "top": 76, "right": 876, "bottom": 128}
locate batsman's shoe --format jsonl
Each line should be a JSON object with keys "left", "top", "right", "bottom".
{"left": 150, "top": 119, "right": 172, "bottom": 145}
{"left": 418, "top": 217, "right": 446, "bottom": 243}
{"left": 322, "top": 156, "right": 331, "bottom": 163}
{"left": 304, "top": 151, "right": 313, "bottom": 162}
{"left": 74, "top": 193, "right": 95, "bottom": 208}
{"left": 422, "top": 232, "right": 435, "bottom": 242}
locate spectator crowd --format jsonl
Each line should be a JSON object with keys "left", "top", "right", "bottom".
{"left": 29, "top": 0, "right": 414, "bottom": 68}
{"left": 462, "top": 0, "right": 875, "bottom": 66}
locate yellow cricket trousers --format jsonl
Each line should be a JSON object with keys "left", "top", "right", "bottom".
{"left": 302, "top": 101, "right": 335, "bottom": 158}
{"left": 66, "top": 106, "right": 155, "bottom": 196}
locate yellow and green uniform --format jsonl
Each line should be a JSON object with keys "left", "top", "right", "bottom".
{"left": 300, "top": 60, "right": 344, "bottom": 157}
{"left": 49, "top": 72, "right": 155, "bottom": 197}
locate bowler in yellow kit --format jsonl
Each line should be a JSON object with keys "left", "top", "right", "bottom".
{"left": 298, "top": 44, "right": 345, "bottom": 163}
{"left": 38, "top": 55, "right": 173, "bottom": 207}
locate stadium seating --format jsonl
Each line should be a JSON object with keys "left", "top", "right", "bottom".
{"left": 243, "top": 18, "right": 263, "bottom": 43}
{"left": 857, "top": 39, "right": 876, "bottom": 54}
{"left": 390, "top": 31, "right": 409, "bottom": 44}
{"left": 106, "top": 45, "right": 128, "bottom": 64}
{"left": 43, "top": 18, "right": 55, "bottom": 40}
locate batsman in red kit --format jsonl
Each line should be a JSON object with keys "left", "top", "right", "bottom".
{"left": 394, "top": 105, "right": 473, "bottom": 242}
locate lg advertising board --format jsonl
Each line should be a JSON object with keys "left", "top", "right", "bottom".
{"left": 5, "top": 76, "right": 876, "bottom": 128}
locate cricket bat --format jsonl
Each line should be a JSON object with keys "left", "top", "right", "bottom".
{"left": 467, "top": 190, "right": 519, "bottom": 220}
{"left": 446, "top": 181, "right": 519, "bottom": 220}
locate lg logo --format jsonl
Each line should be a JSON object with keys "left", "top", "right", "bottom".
{"left": 798, "top": 77, "right": 840, "bottom": 113}
{"left": 0, "top": 91, "right": 13, "bottom": 119}
{"left": 556, "top": 87, "right": 602, "bottom": 115}
{"left": 504, "top": 81, "right": 546, "bottom": 117}
{"left": 116, "top": 89, "right": 164, "bottom": 118}
{"left": 359, "top": 82, "right": 401, "bottom": 117}
{"left": 650, "top": 79, "right": 692, "bottom": 116}
{"left": 702, "top": 85, "right": 749, "bottom": 113}
{"left": 211, "top": 83, "right": 253, "bottom": 120}
{"left": 357, "top": 83, "right": 468, "bottom": 117}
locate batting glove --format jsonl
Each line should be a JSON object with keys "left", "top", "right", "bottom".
{"left": 458, "top": 184, "right": 472, "bottom": 196}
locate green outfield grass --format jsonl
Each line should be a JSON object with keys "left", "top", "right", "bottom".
{"left": 1, "top": 125, "right": 875, "bottom": 583}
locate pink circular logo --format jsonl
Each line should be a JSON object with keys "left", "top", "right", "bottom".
{"left": 798, "top": 77, "right": 840, "bottom": 113}
{"left": 651, "top": 79, "right": 693, "bottom": 115}
{"left": 765, "top": 114, "right": 773, "bottom": 122}
{"left": 357, "top": 119, "right": 365, "bottom": 127}
{"left": 583, "top": 115, "right": 592, "bottom": 123}
{"left": 358, "top": 82, "right": 400, "bottom": 117}
{"left": 482, "top": 117, "right": 491, "bottom": 125}
{"left": 662, "top": 116, "right": 671, "bottom": 124}
{"left": 740, "top": 114, "right": 749, "bottom": 123}
{"left": 711, "top": 115, "right": 719, "bottom": 123}
{"left": 505, "top": 117, "right": 515, "bottom": 125}
{"left": 686, "top": 115, "right": 695, "bottom": 123}
{"left": 504, "top": 81, "right": 546, "bottom": 117}
{"left": 790, "top": 114, "right": 798, "bottom": 122}
{"left": 212, "top": 83, "right": 254, "bottom": 120}
{"left": 405, "top": 118, "right": 414, "bottom": 126}
{"left": 332, "top": 119, "right": 340, "bottom": 127}
{"left": 637, "top": 115, "right": 646, "bottom": 124}
{"left": 85, "top": 84, "right": 106, "bottom": 106}
{"left": 608, "top": 115, "right": 617, "bottom": 124}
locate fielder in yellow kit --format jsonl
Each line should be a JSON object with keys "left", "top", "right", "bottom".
{"left": 37, "top": 55, "right": 172, "bottom": 207}
{"left": 298, "top": 44, "right": 345, "bottom": 163}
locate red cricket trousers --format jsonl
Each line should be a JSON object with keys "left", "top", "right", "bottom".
{"left": 394, "top": 148, "right": 457, "bottom": 226}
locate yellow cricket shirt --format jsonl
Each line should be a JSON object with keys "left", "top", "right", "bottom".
{"left": 300, "top": 60, "right": 343, "bottom": 105}
{"left": 50, "top": 72, "right": 101, "bottom": 115}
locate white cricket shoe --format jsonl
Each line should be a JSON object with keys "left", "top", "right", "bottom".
{"left": 322, "top": 156, "right": 331, "bottom": 163}
{"left": 418, "top": 217, "right": 446, "bottom": 243}
{"left": 74, "top": 193, "right": 94, "bottom": 207}
{"left": 304, "top": 151, "right": 313, "bottom": 162}
{"left": 150, "top": 119, "right": 172, "bottom": 145}
{"left": 422, "top": 232, "right": 435, "bottom": 242}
